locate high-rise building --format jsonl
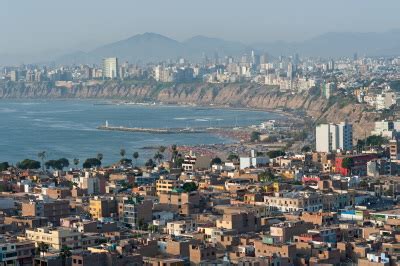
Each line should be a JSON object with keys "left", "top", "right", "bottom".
{"left": 10, "top": 70, "right": 18, "bottom": 82}
{"left": 328, "top": 59, "right": 335, "bottom": 71}
{"left": 316, "top": 122, "right": 353, "bottom": 153}
{"left": 322, "top": 82, "right": 336, "bottom": 100}
{"left": 102, "top": 57, "right": 118, "bottom": 79}
{"left": 287, "top": 63, "right": 294, "bottom": 80}
{"left": 337, "top": 122, "right": 353, "bottom": 152}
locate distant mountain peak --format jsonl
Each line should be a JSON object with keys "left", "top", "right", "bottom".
{"left": 124, "top": 32, "right": 178, "bottom": 42}
{"left": 51, "top": 30, "right": 400, "bottom": 66}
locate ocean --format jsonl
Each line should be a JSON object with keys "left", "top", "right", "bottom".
{"left": 0, "top": 100, "right": 282, "bottom": 166}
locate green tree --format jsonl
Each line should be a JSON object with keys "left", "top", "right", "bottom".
{"left": 17, "top": 159, "right": 41, "bottom": 170}
{"left": 267, "top": 150, "right": 285, "bottom": 158}
{"left": 341, "top": 157, "right": 354, "bottom": 174}
{"left": 59, "top": 158, "right": 69, "bottom": 169}
{"left": 37, "top": 151, "right": 46, "bottom": 171}
{"left": 259, "top": 170, "right": 277, "bottom": 182}
{"left": 175, "top": 157, "right": 184, "bottom": 168}
{"left": 159, "top": 146, "right": 166, "bottom": 153}
{"left": 171, "top": 144, "right": 179, "bottom": 166}
{"left": 148, "top": 224, "right": 159, "bottom": 233}
{"left": 0, "top": 162, "right": 9, "bottom": 171}
{"left": 97, "top": 153, "right": 103, "bottom": 164}
{"left": 45, "top": 160, "right": 59, "bottom": 170}
{"left": 120, "top": 148, "right": 126, "bottom": 159}
{"left": 59, "top": 246, "right": 72, "bottom": 266}
{"left": 82, "top": 158, "right": 101, "bottom": 169}
{"left": 210, "top": 157, "right": 222, "bottom": 165}
{"left": 153, "top": 152, "right": 164, "bottom": 165}
{"left": 359, "top": 180, "right": 368, "bottom": 188}
{"left": 227, "top": 153, "right": 239, "bottom": 161}
{"left": 145, "top": 159, "right": 156, "bottom": 168}
{"left": 45, "top": 158, "right": 69, "bottom": 170}
{"left": 36, "top": 242, "right": 49, "bottom": 257}
{"left": 365, "top": 135, "right": 388, "bottom": 146}
{"left": 182, "top": 182, "right": 198, "bottom": 192}
{"left": 250, "top": 131, "right": 261, "bottom": 142}
{"left": 120, "top": 158, "right": 132, "bottom": 165}
{"left": 73, "top": 158, "right": 79, "bottom": 168}
{"left": 133, "top": 152, "right": 139, "bottom": 165}
{"left": 301, "top": 146, "right": 311, "bottom": 153}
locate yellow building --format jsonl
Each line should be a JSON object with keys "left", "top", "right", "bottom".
{"left": 25, "top": 227, "right": 82, "bottom": 250}
{"left": 89, "top": 197, "right": 117, "bottom": 220}
{"left": 156, "top": 177, "right": 180, "bottom": 195}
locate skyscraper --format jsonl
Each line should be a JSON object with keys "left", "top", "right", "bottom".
{"left": 316, "top": 122, "right": 353, "bottom": 153}
{"left": 102, "top": 57, "right": 118, "bottom": 79}
{"left": 287, "top": 63, "right": 294, "bottom": 80}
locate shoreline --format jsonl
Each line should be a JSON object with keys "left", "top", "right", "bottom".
{"left": 0, "top": 98, "right": 303, "bottom": 122}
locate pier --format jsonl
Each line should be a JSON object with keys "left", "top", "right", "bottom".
{"left": 97, "top": 121, "right": 237, "bottom": 134}
{"left": 98, "top": 125, "right": 215, "bottom": 134}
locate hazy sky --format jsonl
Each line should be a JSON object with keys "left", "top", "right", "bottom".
{"left": 1, "top": 0, "right": 400, "bottom": 55}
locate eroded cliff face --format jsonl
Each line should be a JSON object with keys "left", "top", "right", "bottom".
{"left": 0, "top": 82, "right": 379, "bottom": 139}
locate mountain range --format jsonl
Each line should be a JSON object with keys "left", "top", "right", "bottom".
{"left": 3, "top": 30, "right": 400, "bottom": 65}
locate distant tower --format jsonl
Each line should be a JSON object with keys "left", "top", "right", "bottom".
{"left": 105, "top": 120, "right": 109, "bottom": 127}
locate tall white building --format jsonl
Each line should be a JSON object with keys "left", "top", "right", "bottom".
{"left": 316, "top": 122, "right": 353, "bottom": 153}
{"left": 102, "top": 57, "right": 118, "bottom": 79}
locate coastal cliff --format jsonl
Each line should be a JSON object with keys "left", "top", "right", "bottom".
{"left": 0, "top": 81, "right": 380, "bottom": 139}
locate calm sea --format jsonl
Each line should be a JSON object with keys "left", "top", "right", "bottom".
{"left": 0, "top": 100, "right": 282, "bottom": 165}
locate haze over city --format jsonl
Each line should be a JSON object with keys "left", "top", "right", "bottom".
{"left": 2, "top": 0, "right": 400, "bottom": 58}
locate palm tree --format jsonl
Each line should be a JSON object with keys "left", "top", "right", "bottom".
{"left": 97, "top": 153, "right": 103, "bottom": 165}
{"left": 171, "top": 144, "right": 178, "bottom": 166}
{"left": 36, "top": 242, "right": 49, "bottom": 257}
{"left": 73, "top": 158, "right": 79, "bottom": 168}
{"left": 153, "top": 152, "right": 164, "bottom": 165}
{"left": 133, "top": 152, "right": 139, "bottom": 166}
{"left": 120, "top": 148, "right": 126, "bottom": 159}
{"left": 37, "top": 151, "right": 46, "bottom": 171}
{"left": 159, "top": 146, "right": 166, "bottom": 154}
{"left": 59, "top": 246, "right": 72, "bottom": 266}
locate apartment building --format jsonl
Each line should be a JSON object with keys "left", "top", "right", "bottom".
{"left": 118, "top": 197, "right": 153, "bottom": 229}
{"left": 264, "top": 191, "right": 323, "bottom": 213}
{"left": 158, "top": 191, "right": 200, "bottom": 215}
{"left": 156, "top": 177, "right": 180, "bottom": 195}
{"left": 25, "top": 227, "right": 82, "bottom": 250}
{"left": 216, "top": 212, "right": 258, "bottom": 233}
{"left": 21, "top": 199, "right": 70, "bottom": 226}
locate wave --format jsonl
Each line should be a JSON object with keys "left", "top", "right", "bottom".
{"left": 26, "top": 109, "right": 85, "bottom": 114}
{"left": 145, "top": 138, "right": 165, "bottom": 142}
{"left": 17, "top": 102, "right": 41, "bottom": 106}
{"left": 0, "top": 108, "right": 17, "bottom": 113}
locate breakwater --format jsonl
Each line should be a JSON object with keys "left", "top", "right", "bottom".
{"left": 97, "top": 125, "right": 232, "bottom": 134}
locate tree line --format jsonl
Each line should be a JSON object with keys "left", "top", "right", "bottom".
{"left": 1, "top": 145, "right": 186, "bottom": 170}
